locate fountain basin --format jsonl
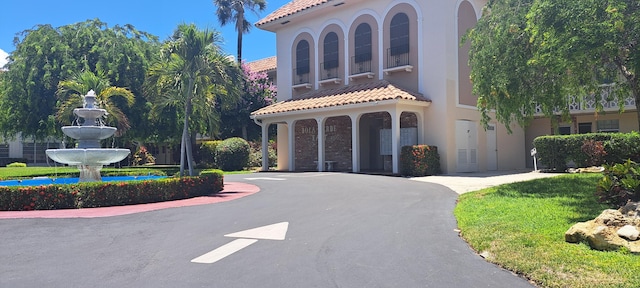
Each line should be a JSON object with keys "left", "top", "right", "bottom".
{"left": 74, "top": 107, "right": 107, "bottom": 121}
{"left": 46, "top": 148, "right": 130, "bottom": 166}
{"left": 61, "top": 126, "right": 117, "bottom": 140}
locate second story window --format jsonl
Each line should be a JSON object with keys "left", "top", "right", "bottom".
{"left": 295, "top": 40, "right": 310, "bottom": 84}
{"left": 388, "top": 13, "right": 410, "bottom": 68}
{"left": 322, "top": 32, "right": 339, "bottom": 80}
{"left": 353, "top": 23, "right": 372, "bottom": 74}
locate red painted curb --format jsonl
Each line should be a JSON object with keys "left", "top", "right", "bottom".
{"left": 0, "top": 182, "right": 260, "bottom": 219}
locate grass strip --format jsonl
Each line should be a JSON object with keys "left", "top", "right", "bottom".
{"left": 454, "top": 173, "right": 640, "bottom": 288}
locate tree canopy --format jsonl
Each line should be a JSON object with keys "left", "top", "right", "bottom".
{"left": 145, "top": 23, "right": 242, "bottom": 175}
{"left": 213, "top": 0, "right": 267, "bottom": 63}
{"left": 219, "top": 62, "right": 276, "bottom": 140}
{"left": 467, "top": 0, "right": 640, "bottom": 131}
{"left": 0, "top": 19, "right": 158, "bottom": 141}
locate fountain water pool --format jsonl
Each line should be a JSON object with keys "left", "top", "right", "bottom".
{"left": 46, "top": 90, "right": 130, "bottom": 182}
{"left": 0, "top": 175, "right": 166, "bottom": 187}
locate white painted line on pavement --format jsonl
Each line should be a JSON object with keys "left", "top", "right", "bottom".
{"left": 244, "top": 177, "right": 287, "bottom": 181}
{"left": 191, "top": 239, "right": 258, "bottom": 264}
{"left": 225, "top": 222, "right": 289, "bottom": 240}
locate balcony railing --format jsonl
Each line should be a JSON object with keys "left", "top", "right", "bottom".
{"left": 386, "top": 45, "right": 410, "bottom": 69}
{"left": 534, "top": 84, "right": 635, "bottom": 114}
{"left": 350, "top": 55, "right": 372, "bottom": 75}
{"left": 293, "top": 68, "right": 310, "bottom": 85}
{"left": 320, "top": 61, "right": 339, "bottom": 80}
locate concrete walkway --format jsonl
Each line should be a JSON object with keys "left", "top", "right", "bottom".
{"left": 411, "top": 169, "right": 563, "bottom": 194}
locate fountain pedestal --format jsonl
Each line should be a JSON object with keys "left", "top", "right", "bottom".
{"left": 46, "top": 90, "right": 130, "bottom": 182}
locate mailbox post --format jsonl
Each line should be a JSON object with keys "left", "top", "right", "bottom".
{"left": 530, "top": 148, "right": 538, "bottom": 171}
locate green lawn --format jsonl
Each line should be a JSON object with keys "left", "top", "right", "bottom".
{"left": 0, "top": 166, "right": 255, "bottom": 180}
{"left": 454, "top": 173, "right": 640, "bottom": 288}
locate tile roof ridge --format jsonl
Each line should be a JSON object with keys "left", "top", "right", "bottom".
{"left": 256, "top": 0, "right": 329, "bottom": 27}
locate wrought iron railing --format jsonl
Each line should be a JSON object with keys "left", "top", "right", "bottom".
{"left": 386, "top": 45, "right": 410, "bottom": 68}
{"left": 320, "top": 61, "right": 339, "bottom": 80}
{"left": 293, "top": 68, "right": 310, "bottom": 85}
{"left": 350, "top": 55, "right": 372, "bottom": 75}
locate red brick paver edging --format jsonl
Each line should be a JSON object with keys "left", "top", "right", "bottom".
{"left": 0, "top": 182, "right": 259, "bottom": 219}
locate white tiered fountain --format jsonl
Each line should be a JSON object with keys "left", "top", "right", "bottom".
{"left": 46, "top": 90, "right": 130, "bottom": 182}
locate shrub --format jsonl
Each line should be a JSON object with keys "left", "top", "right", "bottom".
{"left": 533, "top": 136, "right": 571, "bottom": 171}
{"left": 581, "top": 139, "right": 607, "bottom": 167}
{"left": 215, "top": 137, "right": 250, "bottom": 171}
{"left": 0, "top": 158, "right": 28, "bottom": 167}
{"left": 132, "top": 146, "right": 155, "bottom": 166}
{"left": 534, "top": 132, "right": 640, "bottom": 170}
{"left": 0, "top": 171, "right": 224, "bottom": 211}
{"left": 6, "top": 162, "right": 27, "bottom": 168}
{"left": 247, "top": 140, "right": 277, "bottom": 168}
{"left": 198, "top": 140, "right": 223, "bottom": 168}
{"left": 400, "top": 145, "right": 441, "bottom": 176}
{"left": 596, "top": 160, "right": 640, "bottom": 207}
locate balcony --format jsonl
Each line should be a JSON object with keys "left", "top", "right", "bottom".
{"left": 292, "top": 68, "right": 311, "bottom": 89}
{"left": 349, "top": 54, "right": 374, "bottom": 81}
{"left": 384, "top": 45, "right": 412, "bottom": 75}
{"left": 534, "top": 84, "right": 636, "bottom": 114}
{"left": 319, "top": 61, "right": 341, "bottom": 86}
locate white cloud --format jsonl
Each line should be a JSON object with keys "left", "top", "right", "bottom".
{"left": 0, "top": 49, "right": 8, "bottom": 68}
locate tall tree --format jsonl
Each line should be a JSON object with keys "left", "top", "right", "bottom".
{"left": 213, "top": 0, "right": 266, "bottom": 63}
{"left": 56, "top": 70, "right": 135, "bottom": 136}
{"left": 466, "top": 0, "right": 640, "bottom": 131}
{"left": 219, "top": 62, "right": 276, "bottom": 140}
{"left": 0, "top": 19, "right": 158, "bottom": 141}
{"left": 145, "top": 24, "right": 241, "bottom": 176}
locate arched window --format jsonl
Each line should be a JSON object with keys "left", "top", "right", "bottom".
{"left": 354, "top": 23, "right": 372, "bottom": 63}
{"left": 389, "top": 13, "right": 409, "bottom": 56}
{"left": 296, "top": 40, "right": 310, "bottom": 75}
{"left": 323, "top": 32, "right": 339, "bottom": 69}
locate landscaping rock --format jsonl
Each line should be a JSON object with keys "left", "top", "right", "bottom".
{"left": 565, "top": 207, "right": 640, "bottom": 253}
{"left": 617, "top": 225, "right": 639, "bottom": 241}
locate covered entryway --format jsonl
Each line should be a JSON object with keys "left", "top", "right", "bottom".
{"left": 251, "top": 80, "right": 430, "bottom": 174}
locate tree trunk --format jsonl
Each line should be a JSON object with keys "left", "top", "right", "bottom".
{"left": 242, "top": 125, "right": 248, "bottom": 140}
{"left": 181, "top": 78, "right": 196, "bottom": 176}
{"left": 180, "top": 133, "right": 186, "bottom": 176}
{"left": 632, "top": 80, "right": 640, "bottom": 131}
{"left": 237, "top": 28, "right": 243, "bottom": 63}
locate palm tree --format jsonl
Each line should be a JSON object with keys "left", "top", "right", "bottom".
{"left": 56, "top": 70, "right": 135, "bottom": 136}
{"left": 213, "top": 0, "right": 266, "bottom": 63}
{"left": 145, "top": 24, "right": 242, "bottom": 176}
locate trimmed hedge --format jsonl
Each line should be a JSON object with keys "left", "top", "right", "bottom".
{"left": 0, "top": 170, "right": 224, "bottom": 211}
{"left": 534, "top": 132, "right": 640, "bottom": 171}
{"left": 400, "top": 145, "right": 441, "bottom": 176}
{"left": 0, "top": 158, "right": 28, "bottom": 167}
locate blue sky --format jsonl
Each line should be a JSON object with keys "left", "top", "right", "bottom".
{"left": 0, "top": 0, "right": 290, "bottom": 66}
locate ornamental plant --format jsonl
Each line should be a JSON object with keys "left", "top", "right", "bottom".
{"left": 400, "top": 145, "right": 441, "bottom": 177}
{"left": 596, "top": 160, "right": 640, "bottom": 207}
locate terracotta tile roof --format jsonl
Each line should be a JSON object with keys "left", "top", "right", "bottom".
{"left": 251, "top": 80, "right": 430, "bottom": 116}
{"left": 246, "top": 56, "right": 277, "bottom": 73}
{"left": 256, "top": 0, "right": 329, "bottom": 27}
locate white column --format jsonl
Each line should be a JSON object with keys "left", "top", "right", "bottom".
{"left": 351, "top": 114, "right": 360, "bottom": 172}
{"left": 261, "top": 122, "right": 269, "bottom": 172}
{"left": 288, "top": 120, "right": 296, "bottom": 171}
{"left": 316, "top": 117, "right": 325, "bottom": 172}
{"left": 277, "top": 124, "right": 289, "bottom": 171}
{"left": 390, "top": 108, "right": 401, "bottom": 174}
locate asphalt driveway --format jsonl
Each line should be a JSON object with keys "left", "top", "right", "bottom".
{"left": 0, "top": 172, "right": 533, "bottom": 287}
